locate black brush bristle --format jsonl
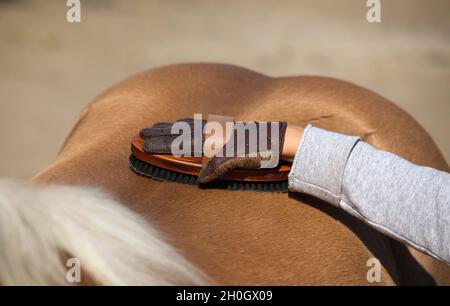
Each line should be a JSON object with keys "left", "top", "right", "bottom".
{"left": 128, "top": 155, "right": 288, "bottom": 193}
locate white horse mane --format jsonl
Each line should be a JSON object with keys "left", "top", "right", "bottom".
{"left": 0, "top": 179, "right": 209, "bottom": 285}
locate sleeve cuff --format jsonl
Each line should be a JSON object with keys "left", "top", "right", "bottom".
{"left": 288, "top": 125, "right": 361, "bottom": 207}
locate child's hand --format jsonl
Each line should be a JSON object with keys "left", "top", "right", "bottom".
{"left": 140, "top": 117, "right": 289, "bottom": 183}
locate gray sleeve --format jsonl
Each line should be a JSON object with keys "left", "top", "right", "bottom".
{"left": 288, "top": 124, "right": 450, "bottom": 265}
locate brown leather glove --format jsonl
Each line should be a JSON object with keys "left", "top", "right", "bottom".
{"left": 140, "top": 118, "right": 206, "bottom": 155}
{"left": 140, "top": 118, "right": 287, "bottom": 184}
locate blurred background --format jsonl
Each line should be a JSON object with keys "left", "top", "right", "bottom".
{"left": 1, "top": 0, "right": 449, "bottom": 178}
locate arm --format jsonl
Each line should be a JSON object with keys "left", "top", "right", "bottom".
{"left": 286, "top": 125, "right": 450, "bottom": 265}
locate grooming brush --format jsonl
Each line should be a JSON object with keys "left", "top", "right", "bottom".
{"left": 129, "top": 134, "right": 291, "bottom": 192}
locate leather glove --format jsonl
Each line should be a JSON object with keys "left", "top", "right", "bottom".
{"left": 140, "top": 118, "right": 206, "bottom": 155}
{"left": 140, "top": 117, "right": 287, "bottom": 183}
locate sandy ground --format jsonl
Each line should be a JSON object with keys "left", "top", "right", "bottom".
{"left": 0, "top": 0, "right": 449, "bottom": 178}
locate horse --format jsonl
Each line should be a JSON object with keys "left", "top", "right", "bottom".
{"left": 2, "top": 63, "right": 449, "bottom": 285}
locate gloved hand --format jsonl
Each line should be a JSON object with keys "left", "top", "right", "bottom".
{"left": 140, "top": 118, "right": 206, "bottom": 155}
{"left": 140, "top": 117, "right": 287, "bottom": 183}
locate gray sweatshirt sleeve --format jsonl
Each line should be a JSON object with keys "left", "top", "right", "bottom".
{"left": 288, "top": 124, "right": 450, "bottom": 265}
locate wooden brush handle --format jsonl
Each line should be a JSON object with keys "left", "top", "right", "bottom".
{"left": 131, "top": 134, "right": 291, "bottom": 182}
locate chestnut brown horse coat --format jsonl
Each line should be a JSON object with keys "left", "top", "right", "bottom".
{"left": 33, "top": 63, "right": 450, "bottom": 285}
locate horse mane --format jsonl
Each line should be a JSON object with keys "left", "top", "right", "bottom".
{"left": 0, "top": 179, "right": 209, "bottom": 285}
